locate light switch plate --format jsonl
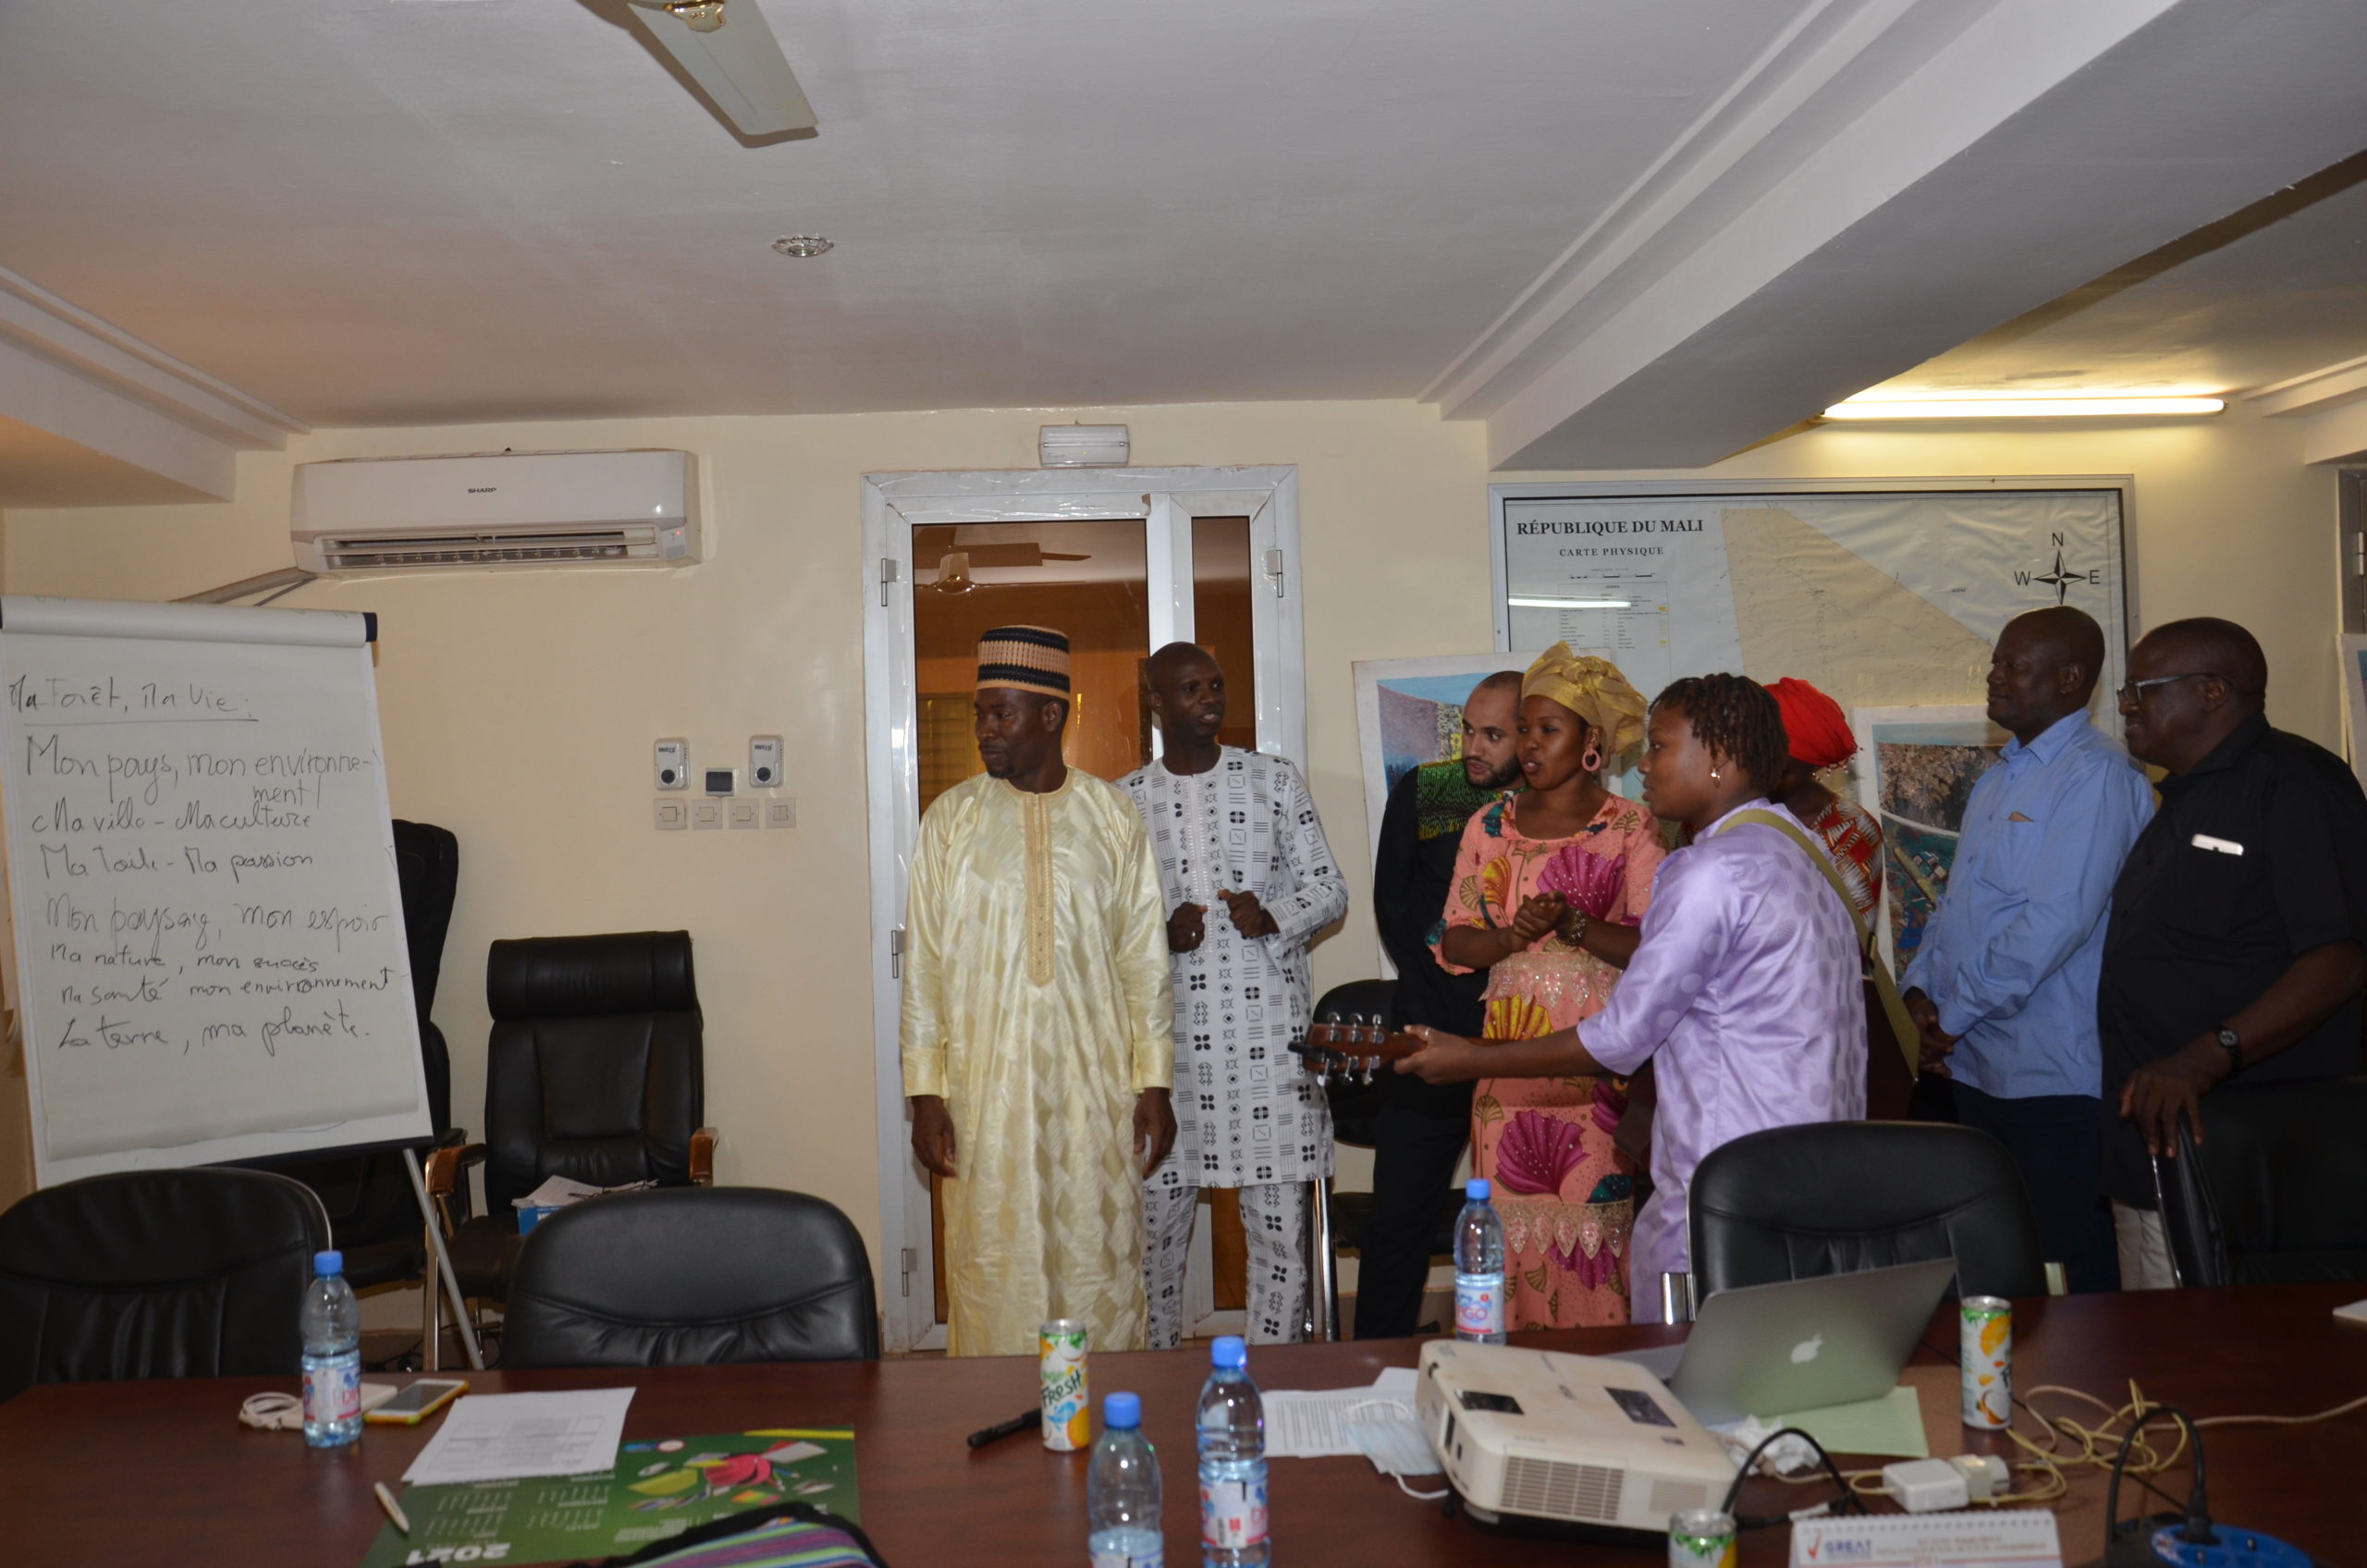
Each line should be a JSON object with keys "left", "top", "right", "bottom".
{"left": 691, "top": 799, "right": 724, "bottom": 830}
{"left": 727, "top": 798, "right": 761, "bottom": 830}
{"left": 764, "top": 796, "right": 797, "bottom": 828}
{"left": 655, "top": 797, "right": 688, "bottom": 831}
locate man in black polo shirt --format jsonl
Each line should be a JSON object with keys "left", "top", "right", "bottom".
{"left": 1354, "top": 670, "right": 1522, "bottom": 1338}
{"left": 2100, "top": 617, "right": 2367, "bottom": 1288}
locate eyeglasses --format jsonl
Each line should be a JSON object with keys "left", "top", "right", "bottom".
{"left": 2115, "top": 671, "right": 2222, "bottom": 706}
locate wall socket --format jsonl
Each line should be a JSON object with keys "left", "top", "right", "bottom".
{"left": 654, "top": 798, "right": 688, "bottom": 831}
{"left": 764, "top": 796, "right": 797, "bottom": 829}
{"left": 727, "top": 798, "right": 761, "bottom": 830}
{"left": 691, "top": 799, "right": 724, "bottom": 830}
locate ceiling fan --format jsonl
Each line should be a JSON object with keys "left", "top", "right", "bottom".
{"left": 623, "top": 1, "right": 816, "bottom": 137}
{"left": 926, "top": 544, "right": 1092, "bottom": 594}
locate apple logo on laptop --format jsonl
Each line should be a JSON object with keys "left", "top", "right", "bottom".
{"left": 1790, "top": 1334, "right": 1823, "bottom": 1365}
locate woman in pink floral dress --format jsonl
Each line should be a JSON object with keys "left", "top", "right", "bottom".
{"left": 1435, "top": 645, "right": 1662, "bottom": 1329}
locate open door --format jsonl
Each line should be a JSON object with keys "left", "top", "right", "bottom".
{"left": 861, "top": 468, "right": 1303, "bottom": 1352}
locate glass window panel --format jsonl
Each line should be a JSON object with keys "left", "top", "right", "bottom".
{"left": 1190, "top": 516, "right": 1259, "bottom": 753}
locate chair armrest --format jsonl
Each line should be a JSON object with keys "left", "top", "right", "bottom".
{"left": 690, "top": 1126, "right": 719, "bottom": 1185}
{"left": 424, "top": 1141, "right": 485, "bottom": 1198}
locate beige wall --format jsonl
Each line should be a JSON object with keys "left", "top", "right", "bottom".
{"left": 0, "top": 398, "right": 2338, "bottom": 1284}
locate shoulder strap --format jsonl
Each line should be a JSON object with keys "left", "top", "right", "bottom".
{"left": 1714, "top": 808, "right": 1919, "bottom": 1076}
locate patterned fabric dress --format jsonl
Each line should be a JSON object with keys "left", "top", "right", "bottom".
{"left": 1434, "top": 794, "right": 1664, "bottom": 1329}
{"left": 1803, "top": 793, "right": 1883, "bottom": 920}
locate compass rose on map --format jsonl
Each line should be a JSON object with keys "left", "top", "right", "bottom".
{"left": 2015, "top": 545, "right": 2095, "bottom": 606}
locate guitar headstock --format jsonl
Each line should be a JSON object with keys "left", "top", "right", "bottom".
{"left": 1288, "top": 1014, "right": 1424, "bottom": 1084}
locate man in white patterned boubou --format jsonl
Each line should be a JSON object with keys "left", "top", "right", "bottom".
{"left": 1121, "top": 643, "right": 1347, "bottom": 1346}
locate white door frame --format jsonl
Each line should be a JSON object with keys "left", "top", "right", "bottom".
{"left": 859, "top": 466, "right": 1303, "bottom": 1353}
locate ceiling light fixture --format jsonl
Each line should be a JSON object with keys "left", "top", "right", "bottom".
{"left": 1821, "top": 396, "right": 2225, "bottom": 420}
{"left": 663, "top": 1, "right": 727, "bottom": 34}
{"left": 770, "top": 235, "right": 833, "bottom": 258}
{"left": 1507, "top": 596, "right": 1634, "bottom": 610}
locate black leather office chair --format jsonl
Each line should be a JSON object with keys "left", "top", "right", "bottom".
{"left": 501, "top": 1187, "right": 877, "bottom": 1367}
{"left": 1309, "top": 979, "right": 1463, "bottom": 1339}
{"left": 2156, "top": 1076, "right": 2367, "bottom": 1287}
{"left": 1689, "top": 1121, "right": 2046, "bottom": 1302}
{"left": 0, "top": 1168, "right": 329, "bottom": 1403}
{"left": 427, "top": 931, "right": 717, "bottom": 1322}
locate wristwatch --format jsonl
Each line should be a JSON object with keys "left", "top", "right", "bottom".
{"left": 2213, "top": 1023, "right": 2242, "bottom": 1076}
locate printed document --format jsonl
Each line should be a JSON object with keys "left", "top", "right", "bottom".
{"left": 402, "top": 1389, "right": 636, "bottom": 1486}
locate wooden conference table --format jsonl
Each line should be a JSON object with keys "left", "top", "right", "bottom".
{"left": 3, "top": 1281, "right": 2361, "bottom": 1567}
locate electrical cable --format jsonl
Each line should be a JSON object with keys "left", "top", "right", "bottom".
{"left": 1718, "top": 1427, "right": 1866, "bottom": 1528}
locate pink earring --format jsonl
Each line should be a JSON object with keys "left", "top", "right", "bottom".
{"left": 1581, "top": 744, "right": 1603, "bottom": 773}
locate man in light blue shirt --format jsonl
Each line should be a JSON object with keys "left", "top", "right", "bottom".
{"left": 1904, "top": 606, "right": 2152, "bottom": 1292}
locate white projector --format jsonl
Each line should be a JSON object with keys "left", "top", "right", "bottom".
{"left": 1417, "top": 1341, "right": 1737, "bottom": 1539}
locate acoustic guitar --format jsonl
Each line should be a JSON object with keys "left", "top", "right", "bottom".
{"left": 1287, "top": 1015, "right": 1427, "bottom": 1084}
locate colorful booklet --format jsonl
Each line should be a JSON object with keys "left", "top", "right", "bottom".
{"left": 360, "top": 1427, "right": 857, "bottom": 1568}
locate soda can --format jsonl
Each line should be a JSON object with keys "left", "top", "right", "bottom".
{"left": 1667, "top": 1508, "right": 1737, "bottom": 1568}
{"left": 1039, "top": 1318, "right": 1090, "bottom": 1452}
{"left": 1959, "top": 1294, "right": 2012, "bottom": 1429}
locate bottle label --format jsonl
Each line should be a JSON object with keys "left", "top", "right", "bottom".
{"left": 1455, "top": 1274, "right": 1503, "bottom": 1338}
{"left": 302, "top": 1357, "right": 360, "bottom": 1424}
{"left": 1091, "top": 1548, "right": 1164, "bottom": 1568}
{"left": 1199, "top": 1476, "right": 1269, "bottom": 1549}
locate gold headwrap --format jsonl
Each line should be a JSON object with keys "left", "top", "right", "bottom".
{"left": 1521, "top": 643, "right": 1648, "bottom": 759}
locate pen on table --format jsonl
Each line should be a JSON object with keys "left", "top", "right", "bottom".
{"left": 374, "top": 1480, "right": 411, "bottom": 1536}
{"left": 966, "top": 1407, "right": 1043, "bottom": 1449}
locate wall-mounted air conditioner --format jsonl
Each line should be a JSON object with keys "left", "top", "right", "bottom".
{"left": 291, "top": 449, "right": 700, "bottom": 573}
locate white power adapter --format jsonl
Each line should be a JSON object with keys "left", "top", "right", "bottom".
{"left": 1880, "top": 1454, "right": 2011, "bottom": 1513}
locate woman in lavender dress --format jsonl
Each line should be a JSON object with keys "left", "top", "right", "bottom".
{"left": 1402, "top": 674, "right": 1866, "bottom": 1322}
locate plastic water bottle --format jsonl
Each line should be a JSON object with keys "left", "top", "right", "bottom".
{"left": 300, "top": 1248, "right": 362, "bottom": 1448}
{"left": 1088, "top": 1390, "right": 1164, "bottom": 1568}
{"left": 1453, "top": 1177, "right": 1507, "bottom": 1344}
{"left": 1196, "top": 1335, "right": 1268, "bottom": 1568}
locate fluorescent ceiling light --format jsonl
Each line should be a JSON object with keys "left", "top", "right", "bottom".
{"left": 1822, "top": 397, "right": 2224, "bottom": 420}
{"left": 1508, "top": 596, "right": 1634, "bottom": 609}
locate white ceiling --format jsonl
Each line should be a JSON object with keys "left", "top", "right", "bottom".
{"left": 0, "top": 0, "right": 1807, "bottom": 428}
{"left": 1872, "top": 153, "right": 2367, "bottom": 400}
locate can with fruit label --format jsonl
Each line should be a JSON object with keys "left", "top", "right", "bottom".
{"left": 1667, "top": 1508, "right": 1737, "bottom": 1568}
{"left": 1039, "top": 1318, "right": 1091, "bottom": 1451}
{"left": 1960, "top": 1295, "right": 2012, "bottom": 1429}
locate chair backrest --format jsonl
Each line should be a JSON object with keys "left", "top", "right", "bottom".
{"left": 2160, "top": 1076, "right": 2367, "bottom": 1287}
{"left": 1689, "top": 1121, "right": 2046, "bottom": 1301}
{"left": 484, "top": 931, "right": 704, "bottom": 1215}
{"left": 1312, "top": 979, "right": 1397, "bottom": 1148}
{"left": 392, "top": 818, "right": 460, "bottom": 1131}
{"left": 500, "top": 1186, "right": 879, "bottom": 1366}
{"left": 0, "top": 1168, "right": 329, "bottom": 1403}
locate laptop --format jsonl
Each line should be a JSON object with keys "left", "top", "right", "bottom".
{"left": 1610, "top": 1257, "right": 1959, "bottom": 1426}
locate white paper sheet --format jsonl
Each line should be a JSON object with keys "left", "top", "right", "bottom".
{"left": 1262, "top": 1367, "right": 1420, "bottom": 1458}
{"left": 401, "top": 1389, "right": 636, "bottom": 1486}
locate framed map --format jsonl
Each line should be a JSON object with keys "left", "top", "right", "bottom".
{"left": 1850, "top": 705, "right": 2009, "bottom": 971}
{"left": 1486, "top": 479, "right": 2132, "bottom": 719}
{"left": 2343, "top": 634, "right": 2367, "bottom": 791}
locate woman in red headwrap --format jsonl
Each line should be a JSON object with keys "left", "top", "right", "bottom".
{"left": 1764, "top": 678, "right": 1883, "bottom": 919}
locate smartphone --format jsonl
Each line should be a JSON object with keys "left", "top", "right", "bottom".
{"left": 363, "top": 1378, "right": 468, "bottom": 1425}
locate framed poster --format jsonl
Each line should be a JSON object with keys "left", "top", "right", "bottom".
{"left": 1849, "top": 705, "right": 2009, "bottom": 972}
{"left": 1487, "top": 479, "right": 2133, "bottom": 717}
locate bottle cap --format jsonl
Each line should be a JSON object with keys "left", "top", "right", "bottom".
{"left": 1466, "top": 1178, "right": 1490, "bottom": 1201}
{"left": 1104, "top": 1391, "right": 1142, "bottom": 1429}
{"left": 313, "top": 1249, "right": 343, "bottom": 1276}
{"left": 1211, "top": 1334, "right": 1246, "bottom": 1368}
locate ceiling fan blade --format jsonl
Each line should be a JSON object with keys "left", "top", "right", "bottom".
{"left": 625, "top": 2, "right": 816, "bottom": 136}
